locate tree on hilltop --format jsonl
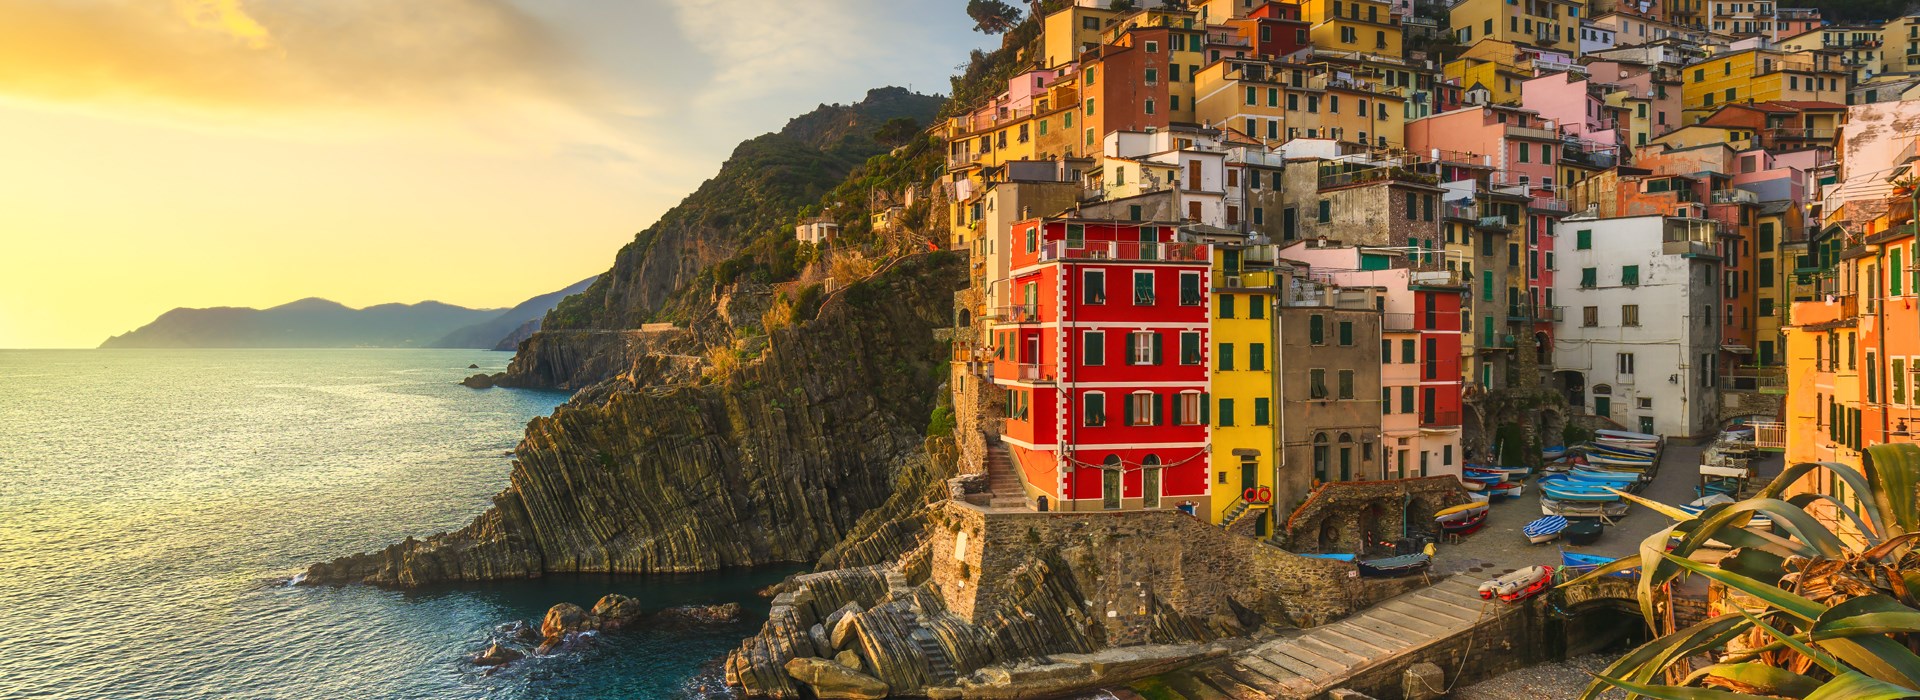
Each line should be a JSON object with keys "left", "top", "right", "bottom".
{"left": 968, "top": 0, "right": 1023, "bottom": 34}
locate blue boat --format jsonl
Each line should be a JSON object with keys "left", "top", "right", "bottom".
{"left": 1539, "top": 476, "right": 1623, "bottom": 502}
{"left": 1542, "top": 445, "right": 1567, "bottom": 460}
{"left": 1568, "top": 468, "right": 1641, "bottom": 485}
{"left": 1562, "top": 551, "right": 1638, "bottom": 578}
{"left": 1524, "top": 515, "right": 1569, "bottom": 543}
{"left": 1461, "top": 469, "right": 1503, "bottom": 486}
{"left": 1357, "top": 552, "right": 1432, "bottom": 577}
{"left": 1299, "top": 553, "right": 1357, "bottom": 561}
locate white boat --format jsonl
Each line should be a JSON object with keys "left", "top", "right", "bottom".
{"left": 1596, "top": 428, "right": 1661, "bottom": 442}
{"left": 1523, "top": 515, "right": 1568, "bottom": 544}
{"left": 1541, "top": 497, "right": 1631, "bottom": 519}
{"left": 1478, "top": 565, "right": 1555, "bottom": 602}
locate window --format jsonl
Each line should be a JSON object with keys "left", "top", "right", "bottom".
{"left": 1218, "top": 397, "right": 1236, "bottom": 426}
{"left": 1083, "top": 392, "right": 1106, "bottom": 426}
{"left": 1309, "top": 368, "right": 1329, "bottom": 399}
{"left": 1250, "top": 343, "right": 1266, "bottom": 371}
{"left": 1309, "top": 314, "right": 1325, "bottom": 344}
{"left": 1179, "top": 272, "right": 1202, "bottom": 306}
{"left": 1312, "top": 433, "right": 1328, "bottom": 482}
{"left": 1128, "top": 391, "right": 1160, "bottom": 426}
{"left": 1128, "top": 330, "right": 1160, "bottom": 365}
{"left": 1576, "top": 229, "right": 1592, "bottom": 249}
{"left": 1381, "top": 339, "right": 1392, "bottom": 363}
{"left": 1318, "top": 200, "right": 1331, "bottom": 223}
{"left": 1382, "top": 387, "right": 1393, "bottom": 414}
{"left": 1618, "top": 352, "right": 1635, "bottom": 375}
{"left": 1896, "top": 358, "right": 1908, "bottom": 405}
{"left": 1218, "top": 294, "right": 1236, "bottom": 319}
{"left": 1180, "top": 331, "right": 1202, "bottom": 365}
{"left": 1254, "top": 398, "right": 1270, "bottom": 426}
{"left": 1622, "top": 265, "right": 1640, "bottom": 286}
{"left": 1338, "top": 369, "right": 1355, "bottom": 399}
{"left": 1583, "top": 306, "right": 1599, "bottom": 327}
{"left": 1580, "top": 267, "right": 1597, "bottom": 288}
{"left": 1083, "top": 330, "right": 1105, "bottom": 366}
{"left": 1218, "top": 343, "right": 1235, "bottom": 371}
{"left": 1083, "top": 269, "right": 1105, "bottom": 304}
{"left": 1178, "top": 392, "right": 1203, "bottom": 426}
{"left": 1133, "top": 271, "right": 1154, "bottom": 305}
{"left": 1402, "top": 339, "right": 1415, "bottom": 363}
{"left": 1338, "top": 321, "right": 1354, "bottom": 346}
{"left": 1623, "top": 304, "right": 1640, "bottom": 326}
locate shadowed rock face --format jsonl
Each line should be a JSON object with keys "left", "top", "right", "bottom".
{"left": 302, "top": 253, "right": 964, "bottom": 586}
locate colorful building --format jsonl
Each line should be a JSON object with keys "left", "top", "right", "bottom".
{"left": 1680, "top": 47, "right": 1848, "bottom": 123}
{"left": 992, "top": 218, "right": 1215, "bottom": 513}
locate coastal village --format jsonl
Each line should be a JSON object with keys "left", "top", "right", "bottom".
{"left": 714, "top": 0, "right": 1920, "bottom": 697}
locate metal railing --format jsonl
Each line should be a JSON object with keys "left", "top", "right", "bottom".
{"left": 1722, "top": 367, "right": 1785, "bottom": 393}
{"left": 1711, "top": 189, "right": 1759, "bottom": 205}
{"left": 1764, "top": 127, "right": 1836, "bottom": 141}
{"left": 1382, "top": 312, "right": 1416, "bottom": 332}
{"left": 1040, "top": 240, "right": 1209, "bottom": 263}
{"left": 1506, "top": 125, "right": 1560, "bottom": 141}
{"left": 1530, "top": 195, "right": 1571, "bottom": 213}
{"left": 948, "top": 150, "right": 989, "bottom": 169}
{"left": 992, "top": 304, "right": 1040, "bottom": 323}
{"left": 1423, "top": 410, "right": 1463, "bottom": 426}
{"left": 1014, "top": 363, "right": 1054, "bottom": 383}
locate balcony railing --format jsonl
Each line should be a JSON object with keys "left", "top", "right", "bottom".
{"left": 1014, "top": 363, "right": 1054, "bottom": 383}
{"left": 1382, "top": 312, "right": 1416, "bottom": 332}
{"left": 1529, "top": 195, "right": 1571, "bottom": 213}
{"left": 1477, "top": 215, "right": 1510, "bottom": 229}
{"left": 1317, "top": 165, "right": 1440, "bottom": 190}
{"left": 1722, "top": 367, "right": 1785, "bottom": 393}
{"left": 1422, "top": 410, "right": 1463, "bottom": 426}
{"left": 1041, "top": 240, "right": 1209, "bottom": 263}
{"left": 948, "top": 150, "right": 988, "bottom": 169}
{"left": 1711, "top": 189, "right": 1759, "bottom": 205}
{"left": 1506, "top": 125, "right": 1561, "bottom": 141}
{"left": 1764, "top": 127, "right": 1836, "bottom": 141}
{"left": 992, "top": 304, "right": 1040, "bottom": 323}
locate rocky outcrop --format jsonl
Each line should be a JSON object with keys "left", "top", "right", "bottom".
{"left": 785, "top": 657, "right": 890, "bottom": 699}
{"left": 302, "top": 253, "right": 964, "bottom": 586}
{"left": 460, "top": 373, "right": 497, "bottom": 389}
{"left": 497, "top": 326, "right": 697, "bottom": 391}
{"left": 471, "top": 643, "right": 523, "bottom": 667}
{"left": 657, "top": 602, "right": 744, "bottom": 624}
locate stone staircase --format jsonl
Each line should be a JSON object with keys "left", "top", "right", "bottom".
{"left": 1219, "top": 500, "right": 1268, "bottom": 528}
{"left": 1151, "top": 575, "right": 1502, "bottom": 698}
{"left": 984, "top": 443, "right": 1029, "bottom": 509}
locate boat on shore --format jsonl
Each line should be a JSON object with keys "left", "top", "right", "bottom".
{"left": 1478, "top": 565, "right": 1555, "bottom": 602}
{"left": 1357, "top": 552, "right": 1432, "bottom": 577}
{"left": 1541, "top": 497, "right": 1630, "bottom": 518}
{"left": 1523, "top": 515, "right": 1568, "bottom": 544}
{"left": 1540, "top": 476, "right": 1624, "bottom": 502}
{"left": 1439, "top": 507, "right": 1489, "bottom": 536}
{"left": 1561, "top": 551, "right": 1637, "bottom": 578}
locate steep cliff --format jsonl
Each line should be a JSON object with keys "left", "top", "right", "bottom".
{"left": 305, "top": 253, "right": 964, "bottom": 585}
{"left": 539, "top": 87, "right": 942, "bottom": 336}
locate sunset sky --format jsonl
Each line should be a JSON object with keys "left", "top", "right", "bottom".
{"left": 0, "top": 0, "right": 989, "bottom": 348}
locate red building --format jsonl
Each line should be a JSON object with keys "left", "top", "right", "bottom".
{"left": 1231, "top": 2, "right": 1312, "bottom": 58}
{"left": 991, "top": 218, "right": 1214, "bottom": 512}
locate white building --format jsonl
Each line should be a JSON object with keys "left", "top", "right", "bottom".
{"left": 1579, "top": 20, "right": 1617, "bottom": 54}
{"left": 795, "top": 217, "right": 839, "bottom": 245}
{"left": 1552, "top": 214, "right": 1723, "bottom": 437}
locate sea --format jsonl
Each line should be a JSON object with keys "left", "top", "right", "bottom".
{"left": 0, "top": 349, "right": 794, "bottom": 700}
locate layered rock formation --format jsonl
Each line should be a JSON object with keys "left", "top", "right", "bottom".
{"left": 304, "top": 253, "right": 964, "bottom": 586}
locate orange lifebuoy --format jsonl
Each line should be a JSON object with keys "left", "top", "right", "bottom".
{"left": 1257, "top": 486, "right": 1272, "bottom": 503}
{"left": 1243, "top": 487, "right": 1258, "bottom": 502}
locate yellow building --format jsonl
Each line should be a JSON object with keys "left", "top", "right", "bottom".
{"left": 1208, "top": 243, "right": 1280, "bottom": 532}
{"left": 1297, "top": 0, "right": 1404, "bottom": 58}
{"left": 1285, "top": 70, "right": 1408, "bottom": 147}
{"left": 1041, "top": 3, "right": 1121, "bottom": 69}
{"left": 1444, "top": 41, "right": 1538, "bottom": 105}
{"left": 1680, "top": 47, "right": 1848, "bottom": 123}
{"left": 1195, "top": 58, "right": 1290, "bottom": 145}
{"left": 1751, "top": 201, "right": 1799, "bottom": 367}
{"left": 1448, "top": 0, "right": 1586, "bottom": 58}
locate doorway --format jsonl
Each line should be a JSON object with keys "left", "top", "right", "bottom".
{"left": 1102, "top": 469, "right": 1121, "bottom": 509}
{"left": 1240, "top": 456, "right": 1258, "bottom": 500}
{"left": 1142, "top": 454, "right": 1162, "bottom": 509}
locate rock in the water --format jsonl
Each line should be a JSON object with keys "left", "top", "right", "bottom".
{"left": 468, "top": 363, "right": 480, "bottom": 369}
{"left": 658, "top": 602, "right": 743, "bottom": 623}
{"left": 537, "top": 602, "right": 594, "bottom": 654}
{"left": 460, "top": 372, "right": 495, "bottom": 389}
{"left": 591, "top": 594, "right": 644, "bottom": 630}
{"left": 497, "top": 619, "right": 539, "bottom": 643}
{"left": 471, "top": 643, "right": 523, "bottom": 667}
{"left": 784, "top": 657, "right": 888, "bottom": 700}
{"left": 833, "top": 650, "right": 863, "bottom": 672}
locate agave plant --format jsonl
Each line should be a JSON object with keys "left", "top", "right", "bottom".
{"left": 1559, "top": 443, "right": 1920, "bottom": 699}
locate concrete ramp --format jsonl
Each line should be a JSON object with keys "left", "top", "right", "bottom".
{"left": 1145, "top": 575, "right": 1512, "bottom": 699}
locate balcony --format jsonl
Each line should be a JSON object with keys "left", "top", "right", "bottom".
{"left": 1040, "top": 240, "right": 1209, "bottom": 263}
{"left": 1505, "top": 125, "right": 1561, "bottom": 141}
{"left": 992, "top": 304, "right": 1040, "bottom": 323}
{"left": 1710, "top": 189, "right": 1759, "bottom": 205}
{"left": 1443, "top": 202, "right": 1478, "bottom": 220}
{"left": 1764, "top": 127, "right": 1836, "bottom": 141}
{"left": 1529, "top": 195, "right": 1571, "bottom": 213}
{"left": 948, "top": 150, "right": 989, "bottom": 169}
{"left": 1014, "top": 363, "right": 1055, "bottom": 383}
{"left": 1382, "top": 312, "right": 1416, "bottom": 332}
{"left": 1721, "top": 367, "right": 1784, "bottom": 394}
{"left": 1317, "top": 165, "right": 1440, "bottom": 190}
{"left": 1422, "top": 410, "right": 1463, "bottom": 427}
{"left": 1476, "top": 215, "right": 1510, "bottom": 230}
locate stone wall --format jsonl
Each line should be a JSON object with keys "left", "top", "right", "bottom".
{"left": 1719, "top": 388, "right": 1785, "bottom": 424}
{"left": 1278, "top": 477, "right": 1472, "bottom": 553}
{"left": 931, "top": 503, "right": 1378, "bottom": 632}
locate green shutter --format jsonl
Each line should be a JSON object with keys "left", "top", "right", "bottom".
{"left": 1255, "top": 398, "right": 1270, "bottom": 425}
{"left": 1339, "top": 321, "right": 1353, "bottom": 346}
{"left": 1171, "top": 393, "right": 1183, "bottom": 425}
{"left": 1581, "top": 268, "right": 1596, "bottom": 287}
{"left": 1124, "top": 395, "right": 1136, "bottom": 425}
{"left": 1251, "top": 343, "right": 1266, "bottom": 371}
{"left": 1200, "top": 392, "right": 1210, "bottom": 423}
{"left": 1622, "top": 265, "right": 1639, "bottom": 286}
{"left": 1893, "top": 248, "right": 1904, "bottom": 296}
{"left": 1481, "top": 271, "right": 1493, "bottom": 301}
{"left": 1576, "top": 229, "right": 1591, "bottom": 249}
{"left": 1153, "top": 393, "right": 1165, "bottom": 425}
{"left": 1152, "top": 332, "right": 1163, "bottom": 364}
{"left": 1310, "top": 315, "right": 1324, "bottom": 344}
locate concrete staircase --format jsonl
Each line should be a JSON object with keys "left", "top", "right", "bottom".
{"left": 1219, "top": 501, "right": 1268, "bottom": 528}
{"left": 1151, "top": 575, "right": 1501, "bottom": 698}
{"left": 984, "top": 443, "right": 1029, "bottom": 509}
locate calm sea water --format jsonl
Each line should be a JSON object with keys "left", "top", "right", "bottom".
{"left": 0, "top": 349, "right": 791, "bottom": 700}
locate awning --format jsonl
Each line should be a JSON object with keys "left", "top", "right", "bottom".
{"left": 1721, "top": 344, "right": 1753, "bottom": 354}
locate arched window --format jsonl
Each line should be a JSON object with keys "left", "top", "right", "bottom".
{"left": 1101, "top": 455, "right": 1122, "bottom": 510}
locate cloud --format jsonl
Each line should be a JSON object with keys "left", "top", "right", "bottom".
{"left": 0, "top": 0, "right": 601, "bottom": 124}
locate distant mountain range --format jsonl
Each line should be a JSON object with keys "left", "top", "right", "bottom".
{"left": 99, "top": 277, "right": 596, "bottom": 349}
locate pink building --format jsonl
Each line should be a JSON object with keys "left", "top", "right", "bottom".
{"left": 1521, "top": 72, "right": 1621, "bottom": 153}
